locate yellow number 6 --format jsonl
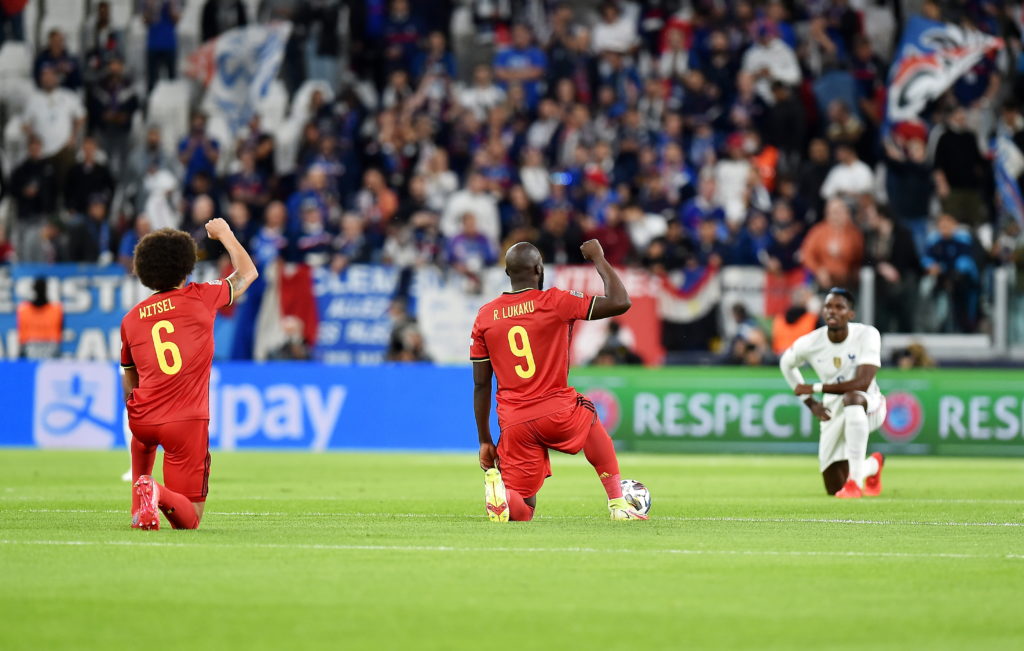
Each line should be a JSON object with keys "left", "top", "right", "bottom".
{"left": 507, "top": 326, "right": 536, "bottom": 379}
{"left": 151, "top": 320, "right": 183, "bottom": 375}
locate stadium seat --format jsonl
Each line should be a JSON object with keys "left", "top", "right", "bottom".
{"left": 147, "top": 80, "right": 193, "bottom": 158}
{"left": 107, "top": 0, "right": 135, "bottom": 29}
{"left": 0, "top": 42, "right": 31, "bottom": 79}
{"left": 255, "top": 80, "right": 290, "bottom": 134}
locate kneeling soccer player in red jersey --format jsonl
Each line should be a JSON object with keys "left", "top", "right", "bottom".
{"left": 121, "top": 219, "right": 258, "bottom": 530}
{"left": 470, "top": 239, "right": 647, "bottom": 522}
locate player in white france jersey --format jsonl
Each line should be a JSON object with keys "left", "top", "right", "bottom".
{"left": 779, "top": 288, "right": 886, "bottom": 498}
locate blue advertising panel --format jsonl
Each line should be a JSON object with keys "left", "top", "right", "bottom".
{"left": 0, "top": 264, "right": 221, "bottom": 360}
{"left": 0, "top": 361, "right": 486, "bottom": 451}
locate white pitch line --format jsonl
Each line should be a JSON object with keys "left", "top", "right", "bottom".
{"left": 0, "top": 538, "right": 1018, "bottom": 561}
{"left": 12, "top": 509, "right": 1024, "bottom": 527}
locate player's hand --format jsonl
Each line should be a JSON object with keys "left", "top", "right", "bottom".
{"left": 204, "top": 218, "right": 232, "bottom": 241}
{"left": 479, "top": 442, "right": 499, "bottom": 470}
{"left": 808, "top": 402, "right": 831, "bottom": 422}
{"left": 580, "top": 239, "right": 605, "bottom": 262}
{"left": 794, "top": 384, "right": 814, "bottom": 396}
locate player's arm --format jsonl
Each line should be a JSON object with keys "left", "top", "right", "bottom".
{"left": 121, "top": 367, "right": 139, "bottom": 403}
{"left": 579, "top": 239, "right": 631, "bottom": 319}
{"left": 795, "top": 364, "right": 879, "bottom": 396}
{"left": 780, "top": 346, "right": 831, "bottom": 422}
{"left": 473, "top": 359, "right": 498, "bottom": 470}
{"left": 205, "top": 218, "right": 259, "bottom": 299}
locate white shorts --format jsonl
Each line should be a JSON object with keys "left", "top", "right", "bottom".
{"left": 818, "top": 392, "right": 887, "bottom": 471}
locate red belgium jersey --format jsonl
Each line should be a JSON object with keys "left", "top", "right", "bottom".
{"left": 470, "top": 287, "right": 595, "bottom": 427}
{"left": 120, "top": 280, "right": 232, "bottom": 425}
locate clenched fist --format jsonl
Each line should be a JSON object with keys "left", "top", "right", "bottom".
{"left": 204, "top": 218, "right": 232, "bottom": 241}
{"left": 580, "top": 239, "right": 605, "bottom": 262}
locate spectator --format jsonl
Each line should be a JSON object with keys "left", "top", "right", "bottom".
{"left": 441, "top": 172, "right": 500, "bottom": 249}
{"left": 118, "top": 215, "right": 152, "bottom": 270}
{"left": 771, "top": 292, "right": 819, "bottom": 355}
{"left": 332, "top": 213, "right": 374, "bottom": 271}
{"left": 690, "top": 217, "right": 726, "bottom": 269}
{"left": 178, "top": 112, "right": 220, "bottom": 187}
{"left": 22, "top": 65, "right": 86, "bottom": 194}
{"left": 201, "top": 0, "right": 248, "bottom": 43}
{"left": 448, "top": 213, "right": 496, "bottom": 286}
{"left": 592, "top": 321, "right": 642, "bottom": 366}
{"left": 583, "top": 166, "right": 618, "bottom": 225}
{"left": 64, "top": 137, "right": 115, "bottom": 216}
{"left": 66, "top": 195, "right": 113, "bottom": 264}
{"left": 382, "top": 0, "right": 421, "bottom": 79}
{"left": 141, "top": 0, "right": 182, "bottom": 92}
{"left": 741, "top": 21, "right": 801, "bottom": 105}
{"left": 355, "top": 168, "right": 399, "bottom": 229}
{"left": 86, "top": 57, "right": 139, "bottom": 177}
{"left": 82, "top": 1, "right": 124, "bottom": 86}
{"left": 186, "top": 194, "right": 224, "bottom": 261}
{"left": 0, "top": 0, "right": 25, "bottom": 46}
{"left": 922, "top": 214, "right": 980, "bottom": 332}
{"left": 699, "top": 30, "right": 739, "bottom": 102}
{"left": 227, "top": 148, "right": 270, "bottom": 219}
{"left": 143, "top": 169, "right": 181, "bottom": 231}
{"left": 824, "top": 100, "right": 865, "bottom": 151}
{"left": 591, "top": 1, "right": 637, "bottom": 55}
{"left": 862, "top": 203, "right": 922, "bottom": 333}
{"left": 536, "top": 206, "right": 585, "bottom": 264}
{"left": 764, "top": 200, "right": 804, "bottom": 274}
{"left": 800, "top": 198, "right": 863, "bottom": 289}
{"left": 10, "top": 137, "right": 58, "bottom": 261}
{"left": 585, "top": 203, "right": 632, "bottom": 266}
{"left": 251, "top": 201, "right": 290, "bottom": 268}
{"left": 883, "top": 126, "right": 932, "bottom": 256}
{"left": 933, "top": 107, "right": 989, "bottom": 229}
{"left": 714, "top": 133, "right": 758, "bottom": 226}
{"left": 726, "top": 303, "right": 769, "bottom": 365}
{"left": 658, "top": 26, "right": 689, "bottom": 79}
{"left": 494, "top": 24, "right": 547, "bottom": 112}
{"left": 295, "top": 198, "right": 333, "bottom": 266}
{"left": 819, "top": 143, "right": 873, "bottom": 201}
{"left": 797, "top": 138, "right": 832, "bottom": 222}
{"left": 17, "top": 277, "right": 63, "bottom": 360}
{"left": 764, "top": 82, "right": 805, "bottom": 175}
{"left": 268, "top": 316, "right": 312, "bottom": 360}
{"left": 34, "top": 29, "right": 82, "bottom": 91}
{"left": 127, "top": 126, "right": 171, "bottom": 203}
{"left": 680, "top": 174, "right": 725, "bottom": 236}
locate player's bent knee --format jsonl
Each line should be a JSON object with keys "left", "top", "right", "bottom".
{"left": 842, "top": 391, "right": 866, "bottom": 407}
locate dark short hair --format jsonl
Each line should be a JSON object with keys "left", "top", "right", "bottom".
{"left": 827, "top": 287, "right": 856, "bottom": 308}
{"left": 133, "top": 229, "right": 196, "bottom": 291}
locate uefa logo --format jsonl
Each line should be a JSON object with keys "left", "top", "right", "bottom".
{"left": 585, "top": 389, "right": 621, "bottom": 435}
{"left": 881, "top": 392, "right": 924, "bottom": 442}
{"left": 33, "top": 362, "right": 118, "bottom": 449}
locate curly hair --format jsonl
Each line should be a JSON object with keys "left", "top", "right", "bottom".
{"left": 133, "top": 229, "right": 197, "bottom": 292}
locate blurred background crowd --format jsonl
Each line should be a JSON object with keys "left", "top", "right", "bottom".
{"left": 2, "top": 0, "right": 1024, "bottom": 364}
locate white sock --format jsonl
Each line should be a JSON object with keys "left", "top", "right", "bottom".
{"left": 863, "top": 454, "right": 879, "bottom": 479}
{"left": 844, "top": 405, "right": 870, "bottom": 487}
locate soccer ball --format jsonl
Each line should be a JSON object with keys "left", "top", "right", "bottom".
{"left": 620, "top": 479, "right": 651, "bottom": 516}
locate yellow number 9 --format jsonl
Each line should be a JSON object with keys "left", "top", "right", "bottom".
{"left": 151, "top": 320, "right": 183, "bottom": 375}
{"left": 507, "top": 326, "right": 536, "bottom": 379}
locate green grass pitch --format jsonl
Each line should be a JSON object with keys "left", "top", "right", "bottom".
{"left": 1, "top": 450, "right": 1023, "bottom": 650}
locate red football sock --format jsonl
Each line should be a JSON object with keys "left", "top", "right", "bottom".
{"left": 506, "top": 489, "right": 535, "bottom": 521}
{"left": 130, "top": 437, "right": 157, "bottom": 513}
{"left": 583, "top": 421, "right": 623, "bottom": 500}
{"left": 157, "top": 484, "right": 200, "bottom": 529}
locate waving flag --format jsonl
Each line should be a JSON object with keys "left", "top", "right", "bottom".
{"left": 993, "top": 134, "right": 1024, "bottom": 227}
{"left": 886, "top": 17, "right": 1001, "bottom": 127}
{"left": 190, "top": 23, "right": 291, "bottom": 133}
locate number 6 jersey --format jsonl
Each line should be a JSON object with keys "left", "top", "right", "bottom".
{"left": 470, "top": 287, "right": 595, "bottom": 428}
{"left": 120, "top": 280, "right": 233, "bottom": 425}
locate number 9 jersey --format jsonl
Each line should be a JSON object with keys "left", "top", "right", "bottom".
{"left": 120, "top": 280, "right": 233, "bottom": 425}
{"left": 470, "top": 287, "right": 595, "bottom": 428}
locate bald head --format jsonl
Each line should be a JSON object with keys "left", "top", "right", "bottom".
{"left": 505, "top": 242, "right": 544, "bottom": 289}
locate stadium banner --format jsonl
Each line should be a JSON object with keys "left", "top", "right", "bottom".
{"left": 1, "top": 362, "right": 1022, "bottom": 456}
{"left": 570, "top": 367, "right": 1024, "bottom": 456}
{"left": 0, "top": 264, "right": 221, "bottom": 361}
{"left": 0, "top": 361, "right": 491, "bottom": 451}
{"left": 313, "top": 265, "right": 397, "bottom": 364}
{"left": 886, "top": 17, "right": 1001, "bottom": 128}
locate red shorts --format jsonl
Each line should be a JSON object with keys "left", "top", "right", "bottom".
{"left": 130, "top": 419, "right": 211, "bottom": 503}
{"left": 497, "top": 397, "right": 602, "bottom": 499}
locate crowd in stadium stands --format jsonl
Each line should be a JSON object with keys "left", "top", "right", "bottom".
{"left": 2, "top": 0, "right": 1024, "bottom": 355}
